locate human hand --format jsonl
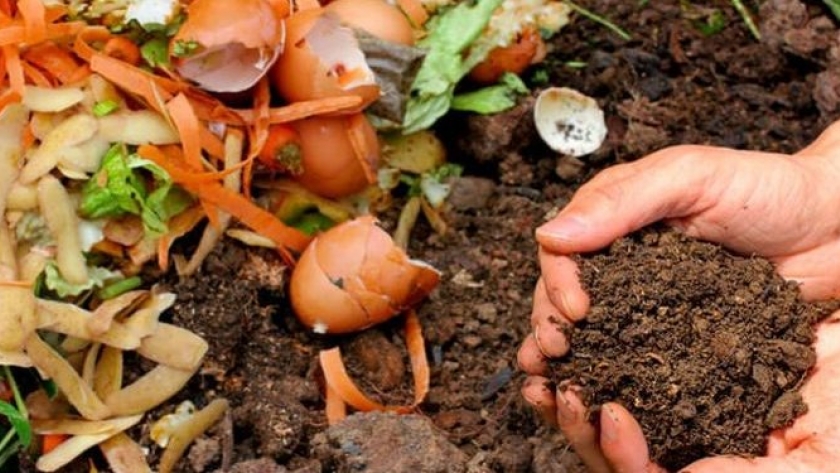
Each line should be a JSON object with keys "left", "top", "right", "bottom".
{"left": 517, "top": 122, "right": 840, "bottom": 471}
{"left": 524, "top": 310, "right": 840, "bottom": 473}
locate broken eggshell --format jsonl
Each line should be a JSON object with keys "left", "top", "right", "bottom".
{"left": 534, "top": 87, "right": 607, "bottom": 157}
{"left": 270, "top": 9, "right": 380, "bottom": 109}
{"left": 171, "top": 0, "right": 286, "bottom": 93}
{"left": 290, "top": 113, "right": 380, "bottom": 199}
{"left": 289, "top": 216, "right": 440, "bottom": 334}
{"left": 324, "top": 0, "right": 416, "bottom": 46}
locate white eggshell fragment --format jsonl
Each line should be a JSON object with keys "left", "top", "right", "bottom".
{"left": 534, "top": 87, "right": 607, "bottom": 157}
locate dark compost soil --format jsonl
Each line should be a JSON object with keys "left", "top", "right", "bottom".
{"left": 552, "top": 228, "right": 835, "bottom": 471}
{"left": 29, "top": 1, "right": 840, "bottom": 472}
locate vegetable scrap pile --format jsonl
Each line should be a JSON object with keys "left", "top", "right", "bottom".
{"left": 0, "top": 0, "right": 580, "bottom": 470}
{"left": 552, "top": 228, "right": 838, "bottom": 471}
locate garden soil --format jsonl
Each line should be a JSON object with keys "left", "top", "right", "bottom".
{"left": 33, "top": 0, "right": 840, "bottom": 472}
{"left": 553, "top": 227, "right": 836, "bottom": 470}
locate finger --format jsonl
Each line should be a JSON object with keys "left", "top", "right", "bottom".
{"left": 517, "top": 333, "right": 550, "bottom": 375}
{"left": 531, "top": 278, "right": 573, "bottom": 359}
{"left": 521, "top": 376, "right": 558, "bottom": 428}
{"left": 813, "top": 310, "right": 840, "bottom": 360}
{"left": 539, "top": 250, "right": 590, "bottom": 322}
{"left": 682, "top": 455, "right": 800, "bottom": 473}
{"left": 774, "top": 241, "right": 840, "bottom": 300}
{"left": 536, "top": 145, "right": 727, "bottom": 254}
{"left": 556, "top": 388, "right": 611, "bottom": 473}
{"left": 599, "top": 403, "right": 664, "bottom": 473}
{"left": 797, "top": 119, "right": 840, "bottom": 157}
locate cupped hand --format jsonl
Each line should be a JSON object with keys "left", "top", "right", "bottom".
{"left": 518, "top": 122, "right": 840, "bottom": 472}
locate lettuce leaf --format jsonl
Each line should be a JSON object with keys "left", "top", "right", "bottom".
{"left": 43, "top": 262, "right": 122, "bottom": 298}
{"left": 80, "top": 144, "right": 192, "bottom": 236}
{"left": 402, "top": 0, "right": 503, "bottom": 133}
{"left": 451, "top": 72, "right": 529, "bottom": 114}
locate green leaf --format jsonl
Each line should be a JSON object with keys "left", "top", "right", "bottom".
{"left": 81, "top": 145, "right": 193, "bottom": 237}
{"left": 98, "top": 276, "right": 143, "bottom": 300}
{"left": 81, "top": 144, "right": 146, "bottom": 219}
{"left": 0, "top": 401, "right": 31, "bottom": 449}
{"left": 825, "top": 0, "right": 840, "bottom": 20}
{"left": 43, "top": 262, "right": 121, "bottom": 298}
{"left": 92, "top": 99, "right": 120, "bottom": 117}
{"left": 172, "top": 39, "right": 199, "bottom": 58}
{"left": 402, "top": 0, "right": 504, "bottom": 133}
{"left": 451, "top": 73, "right": 529, "bottom": 114}
{"left": 140, "top": 37, "right": 170, "bottom": 68}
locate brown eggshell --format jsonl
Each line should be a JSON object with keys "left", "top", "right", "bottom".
{"left": 270, "top": 9, "right": 380, "bottom": 109}
{"left": 290, "top": 237, "right": 370, "bottom": 333}
{"left": 313, "top": 214, "right": 371, "bottom": 276}
{"left": 325, "top": 0, "right": 416, "bottom": 46}
{"left": 172, "top": 0, "right": 285, "bottom": 92}
{"left": 358, "top": 222, "right": 441, "bottom": 308}
{"left": 289, "top": 216, "right": 440, "bottom": 334}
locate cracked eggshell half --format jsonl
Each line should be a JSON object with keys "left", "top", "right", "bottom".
{"left": 172, "top": 0, "right": 285, "bottom": 93}
{"left": 289, "top": 216, "right": 440, "bottom": 334}
{"left": 270, "top": 9, "right": 380, "bottom": 110}
{"left": 534, "top": 87, "right": 607, "bottom": 157}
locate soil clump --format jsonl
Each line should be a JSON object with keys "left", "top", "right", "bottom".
{"left": 552, "top": 227, "right": 835, "bottom": 470}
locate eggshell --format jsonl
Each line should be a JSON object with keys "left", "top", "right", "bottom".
{"left": 270, "top": 9, "right": 379, "bottom": 108}
{"left": 325, "top": 0, "right": 415, "bottom": 46}
{"left": 290, "top": 236, "right": 370, "bottom": 334}
{"left": 534, "top": 87, "right": 607, "bottom": 157}
{"left": 172, "top": 0, "right": 285, "bottom": 92}
{"left": 289, "top": 216, "right": 440, "bottom": 334}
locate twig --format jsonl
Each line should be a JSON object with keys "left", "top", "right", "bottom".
{"left": 564, "top": 1, "right": 632, "bottom": 41}
{"left": 730, "top": 0, "right": 761, "bottom": 41}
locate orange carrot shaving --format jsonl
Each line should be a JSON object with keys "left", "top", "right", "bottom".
{"left": 396, "top": 0, "right": 429, "bottom": 27}
{"left": 234, "top": 95, "right": 364, "bottom": 125}
{"left": 346, "top": 114, "right": 377, "bottom": 184}
{"left": 157, "top": 205, "right": 206, "bottom": 272}
{"left": 138, "top": 145, "right": 310, "bottom": 264}
{"left": 0, "top": 0, "right": 13, "bottom": 17}
{"left": 41, "top": 434, "right": 68, "bottom": 455}
{"left": 184, "top": 89, "right": 246, "bottom": 125}
{"left": 295, "top": 0, "right": 322, "bottom": 11}
{"left": 3, "top": 44, "right": 24, "bottom": 96}
{"left": 18, "top": 0, "right": 46, "bottom": 44}
{"left": 73, "top": 26, "right": 112, "bottom": 62}
{"left": 22, "top": 42, "right": 82, "bottom": 84}
{"left": 0, "top": 280, "right": 33, "bottom": 288}
{"left": 319, "top": 310, "right": 430, "bottom": 418}
{"left": 0, "top": 90, "right": 21, "bottom": 110}
{"left": 43, "top": 5, "right": 68, "bottom": 24}
{"left": 165, "top": 94, "right": 204, "bottom": 171}
{"left": 324, "top": 382, "right": 348, "bottom": 426}
{"left": 89, "top": 53, "right": 180, "bottom": 114}
{"left": 21, "top": 61, "right": 52, "bottom": 87}
{"left": 199, "top": 127, "right": 226, "bottom": 160}
{"left": 243, "top": 77, "right": 272, "bottom": 197}
{"left": 21, "top": 120, "right": 35, "bottom": 149}
{"left": 103, "top": 36, "right": 141, "bottom": 66}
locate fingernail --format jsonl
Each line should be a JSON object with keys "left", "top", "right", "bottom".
{"left": 601, "top": 405, "right": 619, "bottom": 442}
{"left": 556, "top": 390, "right": 576, "bottom": 422}
{"left": 537, "top": 215, "right": 588, "bottom": 242}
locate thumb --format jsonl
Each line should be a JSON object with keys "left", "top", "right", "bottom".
{"left": 536, "top": 145, "right": 733, "bottom": 254}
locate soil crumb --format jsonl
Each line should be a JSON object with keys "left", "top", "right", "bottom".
{"left": 552, "top": 227, "right": 834, "bottom": 470}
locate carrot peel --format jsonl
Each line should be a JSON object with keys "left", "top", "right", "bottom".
{"left": 319, "top": 309, "right": 430, "bottom": 424}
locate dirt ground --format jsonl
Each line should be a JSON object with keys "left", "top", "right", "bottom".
{"left": 28, "top": 1, "right": 840, "bottom": 472}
